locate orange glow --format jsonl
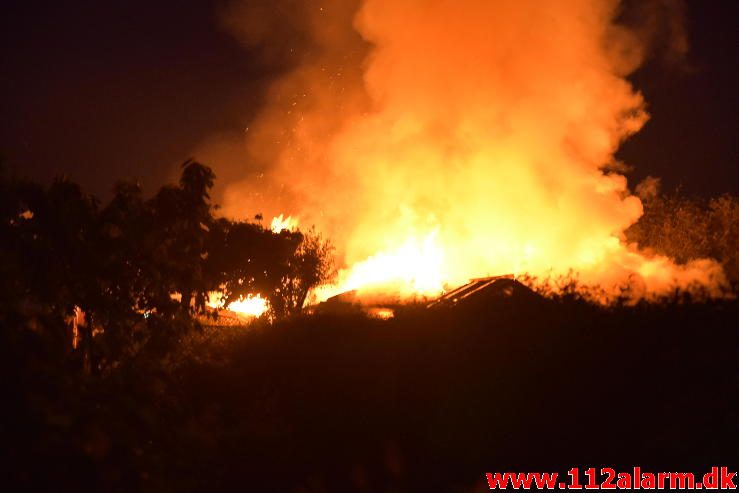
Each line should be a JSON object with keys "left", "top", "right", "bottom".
{"left": 218, "top": 1, "right": 727, "bottom": 302}
{"left": 207, "top": 292, "right": 269, "bottom": 318}
{"left": 367, "top": 307, "right": 395, "bottom": 320}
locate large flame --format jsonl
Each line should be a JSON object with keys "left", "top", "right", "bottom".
{"left": 317, "top": 229, "right": 446, "bottom": 301}
{"left": 213, "top": 0, "right": 726, "bottom": 301}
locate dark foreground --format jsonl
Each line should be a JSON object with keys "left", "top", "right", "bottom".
{"left": 4, "top": 291, "right": 738, "bottom": 492}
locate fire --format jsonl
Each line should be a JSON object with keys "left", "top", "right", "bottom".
{"left": 271, "top": 214, "right": 298, "bottom": 233}
{"left": 207, "top": 292, "right": 269, "bottom": 318}
{"left": 216, "top": 0, "right": 727, "bottom": 301}
{"left": 226, "top": 295, "right": 269, "bottom": 317}
{"left": 316, "top": 229, "right": 445, "bottom": 301}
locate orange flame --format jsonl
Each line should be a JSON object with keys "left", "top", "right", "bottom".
{"left": 316, "top": 229, "right": 445, "bottom": 301}
{"left": 270, "top": 214, "right": 298, "bottom": 233}
{"left": 207, "top": 292, "right": 269, "bottom": 318}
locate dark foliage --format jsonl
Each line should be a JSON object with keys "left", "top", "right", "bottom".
{"left": 3, "top": 291, "right": 737, "bottom": 492}
{"left": 626, "top": 186, "right": 739, "bottom": 284}
{"left": 0, "top": 160, "right": 333, "bottom": 375}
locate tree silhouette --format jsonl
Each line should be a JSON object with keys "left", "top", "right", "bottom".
{"left": 0, "top": 159, "right": 334, "bottom": 374}
{"left": 272, "top": 227, "right": 334, "bottom": 317}
{"left": 626, "top": 188, "right": 739, "bottom": 284}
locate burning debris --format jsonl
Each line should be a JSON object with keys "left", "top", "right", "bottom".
{"left": 427, "top": 275, "right": 519, "bottom": 308}
{"left": 315, "top": 274, "right": 537, "bottom": 319}
{"left": 206, "top": 292, "right": 270, "bottom": 319}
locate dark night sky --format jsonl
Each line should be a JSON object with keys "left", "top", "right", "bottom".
{"left": 1, "top": 0, "right": 737, "bottom": 199}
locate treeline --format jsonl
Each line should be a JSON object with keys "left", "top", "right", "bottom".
{"left": 0, "top": 160, "right": 333, "bottom": 375}
{"left": 4, "top": 280, "right": 737, "bottom": 491}
{"left": 626, "top": 181, "right": 739, "bottom": 284}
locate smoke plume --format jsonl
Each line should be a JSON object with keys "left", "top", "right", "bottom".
{"left": 202, "top": 0, "right": 725, "bottom": 298}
